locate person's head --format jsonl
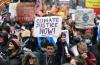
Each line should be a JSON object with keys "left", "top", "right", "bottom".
{"left": 22, "top": 52, "right": 39, "bottom": 65}
{"left": 60, "top": 32, "right": 66, "bottom": 42}
{"left": 46, "top": 43, "right": 55, "bottom": 56}
{"left": 83, "top": 34, "right": 92, "bottom": 44}
{"left": 70, "top": 57, "right": 87, "bottom": 65}
{"left": 8, "top": 39, "right": 20, "bottom": 51}
{"left": 77, "top": 42, "right": 88, "bottom": 54}
{"left": 0, "top": 32, "right": 8, "bottom": 45}
{"left": 2, "top": 26, "right": 10, "bottom": 33}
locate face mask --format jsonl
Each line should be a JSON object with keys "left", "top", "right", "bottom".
{"left": 85, "top": 39, "right": 91, "bottom": 44}
{"left": 64, "top": 24, "right": 67, "bottom": 27}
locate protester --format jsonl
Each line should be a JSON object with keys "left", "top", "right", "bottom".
{"left": 22, "top": 52, "right": 39, "bottom": 65}
{"left": 6, "top": 39, "right": 24, "bottom": 65}
{"left": 83, "top": 33, "right": 100, "bottom": 65}
{"left": 78, "top": 42, "right": 96, "bottom": 65}
{"left": 0, "top": 0, "right": 100, "bottom": 65}
{"left": 56, "top": 32, "right": 70, "bottom": 65}
{"left": 43, "top": 43, "right": 59, "bottom": 65}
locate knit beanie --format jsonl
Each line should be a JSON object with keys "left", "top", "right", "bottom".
{"left": 83, "top": 34, "right": 92, "bottom": 39}
{"left": 9, "top": 39, "right": 21, "bottom": 49}
{"left": 60, "top": 32, "right": 66, "bottom": 37}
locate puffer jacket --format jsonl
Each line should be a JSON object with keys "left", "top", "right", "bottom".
{"left": 6, "top": 49, "right": 24, "bottom": 65}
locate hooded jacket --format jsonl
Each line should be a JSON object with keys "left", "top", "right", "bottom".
{"left": 6, "top": 49, "right": 24, "bottom": 65}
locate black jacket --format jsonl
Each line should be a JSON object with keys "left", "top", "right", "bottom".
{"left": 0, "top": 57, "right": 6, "bottom": 65}
{"left": 56, "top": 37, "right": 68, "bottom": 56}
{"left": 0, "top": 32, "right": 8, "bottom": 59}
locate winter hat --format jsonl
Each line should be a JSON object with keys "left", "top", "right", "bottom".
{"left": 12, "top": 39, "right": 20, "bottom": 46}
{"left": 9, "top": 39, "right": 21, "bottom": 49}
{"left": 26, "top": 52, "right": 37, "bottom": 58}
{"left": 60, "top": 32, "right": 66, "bottom": 37}
{"left": 83, "top": 34, "right": 92, "bottom": 39}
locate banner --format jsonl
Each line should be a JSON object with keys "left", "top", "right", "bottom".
{"left": 16, "top": 2, "right": 34, "bottom": 23}
{"left": 34, "top": 16, "right": 62, "bottom": 37}
{"left": 75, "top": 8, "right": 95, "bottom": 29}
{"left": 86, "top": 0, "right": 100, "bottom": 8}
{"left": 9, "top": 3, "right": 17, "bottom": 19}
{"left": 93, "top": 8, "right": 100, "bottom": 15}
{"left": 0, "top": 0, "right": 10, "bottom": 7}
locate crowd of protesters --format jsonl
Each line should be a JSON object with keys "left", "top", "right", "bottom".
{"left": 0, "top": 0, "right": 100, "bottom": 65}
{"left": 1, "top": 18, "right": 100, "bottom": 65}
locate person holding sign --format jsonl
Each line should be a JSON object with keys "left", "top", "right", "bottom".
{"left": 56, "top": 32, "right": 70, "bottom": 65}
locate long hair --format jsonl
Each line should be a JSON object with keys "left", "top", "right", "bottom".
{"left": 22, "top": 52, "right": 39, "bottom": 65}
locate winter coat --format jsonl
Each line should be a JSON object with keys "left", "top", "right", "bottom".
{"left": 44, "top": 55, "right": 59, "bottom": 65}
{"left": 0, "top": 57, "right": 6, "bottom": 65}
{"left": 86, "top": 52, "right": 96, "bottom": 65}
{"left": 6, "top": 49, "right": 24, "bottom": 65}
{"left": 56, "top": 37, "right": 69, "bottom": 56}
{"left": 0, "top": 44, "right": 7, "bottom": 59}
{"left": 42, "top": 51, "right": 59, "bottom": 65}
{"left": 25, "top": 37, "right": 39, "bottom": 51}
{"left": 56, "top": 37, "right": 69, "bottom": 65}
{"left": 0, "top": 32, "right": 8, "bottom": 59}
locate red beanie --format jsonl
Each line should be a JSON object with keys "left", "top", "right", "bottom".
{"left": 11, "top": 39, "right": 21, "bottom": 47}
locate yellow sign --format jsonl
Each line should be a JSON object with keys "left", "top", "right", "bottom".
{"left": 86, "top": 0, "right": 100, "bottom": 8}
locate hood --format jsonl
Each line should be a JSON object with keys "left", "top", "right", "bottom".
{"left": 22, "top": 52, "right": 39, "bottom": 65}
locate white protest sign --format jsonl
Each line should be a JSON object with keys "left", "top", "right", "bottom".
{"left": 9, "top": 3, "right": 17, "bottom": 19}
{"left": 75, "top": 8, "right": 95, "bottom": 29}
{"left": 34, "top": 16, "right": 62, "bottom": 37}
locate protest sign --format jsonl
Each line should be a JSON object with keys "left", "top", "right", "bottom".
{"left": 34, "top": 16, "right": 62, "bottom": 37}
{"left": 9, "top": 3, "right": 17, "bottom": 18}
{"left": 0, "top": 0, "right": 10, "bottom": 7}
{"left": 86, "top": 0, "right": 100, "bottom": 8}
{"left": 9, "top": 3, "right": 17, "bottom": 19}
{"left": 75, "top": 8, "right": 95, "bottom": 29}
{"left": 16, "top": 2, "right": 34, "bottom": 24}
